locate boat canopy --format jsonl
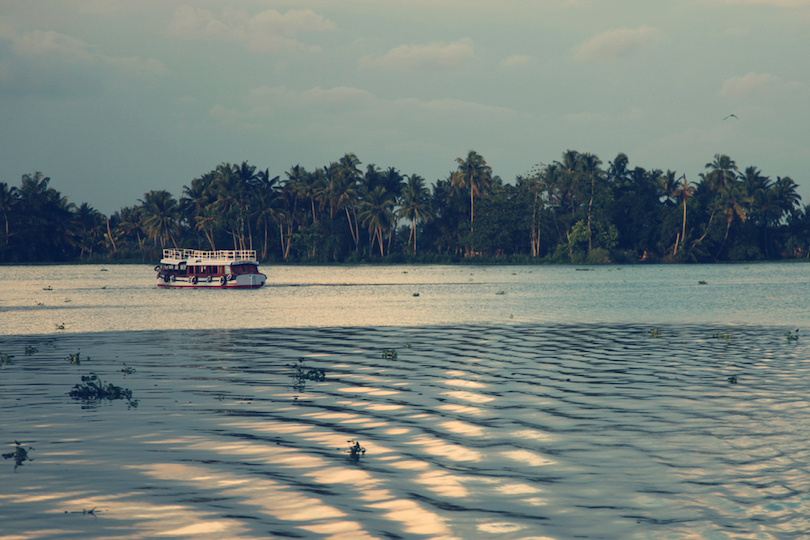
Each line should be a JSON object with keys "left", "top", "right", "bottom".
{"left": 162, "top": 249, "right": 258, "bottom": 263}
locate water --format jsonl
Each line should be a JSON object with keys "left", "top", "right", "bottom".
{"left": 1, "top": 263, "right": 809, "bottom": 539}
{"left": 1, "top": 263, "right": 808, "bottom": 333}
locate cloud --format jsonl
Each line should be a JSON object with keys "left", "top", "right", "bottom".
{"left": 720, "top": 0, "right": 810, "bottom": 6}
{"left": 167, "top": 6, "right": 335, "bottom": 53}
{"left": 359, "top": 39, "right": 476, "bottom": 72}
{"left": 574, "top": 25, "right": 663, "bottom": 61}
{"left": 717, "top": 72, "right": 804, "bottom": 101}
{"left": 209, "top": 85, "right": 518, "bottom": 139}
{"left": 499, "top": 55, "right": 532, "bottom": 68}
{"left": 0, "top": 25, "right": 168, "bottom": 95}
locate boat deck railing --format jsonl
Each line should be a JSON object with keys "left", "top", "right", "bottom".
{"left": 163, "top": 249, "right": 258, "bottom": 261}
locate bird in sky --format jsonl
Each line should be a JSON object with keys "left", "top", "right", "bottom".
{"left": 722, "top": 114, "right": 738, "bottom": 120}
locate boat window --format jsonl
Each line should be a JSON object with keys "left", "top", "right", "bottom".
{"left": 232, "top": 264, "right": 258, "bottom": 275}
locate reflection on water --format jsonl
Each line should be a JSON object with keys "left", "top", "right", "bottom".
{"left": 2, "top": 324, "right": 810, "bottom": 539}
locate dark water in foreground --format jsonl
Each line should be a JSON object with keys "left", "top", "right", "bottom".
{"left": 2, "top": 324, "right": 809, "bottom": 539}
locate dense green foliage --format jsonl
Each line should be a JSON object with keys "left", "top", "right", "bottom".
{"left": 1, "top": 150, "right": 807, "bottom": 264}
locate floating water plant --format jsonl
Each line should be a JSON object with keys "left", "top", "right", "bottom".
{"left": 786, "top": 329, "right": 799, "bottom": 342}
{"left": 64, "top": 508, "right": 98, "bottom": 517}
{"left": 713, "top": 332, "right": 731, "bottom": 340}
{"left": 67, "top": 350, "right": 87, "bottom": 365}
{"left": 382, "top": 349, "right": 397, "bottom": 359}
{"left": 24, "top": 345, "right": 38, "bottom": 356}
{"left": 68, "top": 374, "right": 138, "bottom": 408}
{"left": 120, "top": 363, "right": 136, "bottom": 374}
{"left": 1, "top": 353, "right": 13, "bottom": 365}
{"left": 347, "top": 440, "right": 366, "bottom": 462}
{"left": 728, "top": 375, "right": 738, "bottom": 384}
{"left": 290, "top": 359, "right": 326, "bottom": 391}
{"left": 643, "top": 328, "right": 661, "bottom": 338}
{"left": 3, "top": 441, "right": 34, "bottom": 471}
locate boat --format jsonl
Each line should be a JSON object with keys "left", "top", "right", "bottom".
{"left": 155, "top": 249, "right": 267, "bottom": 288}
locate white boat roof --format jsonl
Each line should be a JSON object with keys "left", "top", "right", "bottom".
{"left": 161, "top": 249, "right": 259, "bottom": 264}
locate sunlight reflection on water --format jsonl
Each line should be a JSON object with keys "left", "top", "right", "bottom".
{"left": 2, "top": 264, "right": 810, "bottom": 539}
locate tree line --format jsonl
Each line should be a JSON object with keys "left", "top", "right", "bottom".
{"left": 1, "top": 150, "right": 807, "bottom": 264}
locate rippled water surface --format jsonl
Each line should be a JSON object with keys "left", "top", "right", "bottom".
{"left": 1, "top": 264, "right": 809, "bottom": 539}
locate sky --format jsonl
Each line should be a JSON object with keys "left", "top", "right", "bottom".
{"left": 1, "top": 0, "right": 809, "bottom": 215}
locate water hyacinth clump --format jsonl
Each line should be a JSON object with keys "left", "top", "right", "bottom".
{"left": 67, "top": 350, "right": 87, "bottom": 364}
{"left": 3, "top": 442, "right": 34, "bottom": 471}
{"left": 347, "top": 440, "right": 366, "bottom": 463}
{"left": 68, "top": 374, "right": 138, "bottom": 408}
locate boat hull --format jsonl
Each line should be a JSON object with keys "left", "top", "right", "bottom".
{"left": 157, "top": 274, "right": 266, "bottom": 289}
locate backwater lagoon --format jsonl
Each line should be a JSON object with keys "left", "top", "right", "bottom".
{"left": 1, "top": 263, "right": 808, "bottom": 539}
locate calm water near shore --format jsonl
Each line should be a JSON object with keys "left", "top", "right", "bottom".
{"left": 0, "top": 263, "right": 808, "bottom": 333}
{"left": 1, "top": 264, "right": 809, "bottom": 539}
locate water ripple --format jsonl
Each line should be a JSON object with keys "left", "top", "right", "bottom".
{"left": 1, "top": 323, "right": 809, "bottom": 539}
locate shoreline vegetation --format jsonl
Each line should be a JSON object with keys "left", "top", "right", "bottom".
{"left": 2, "top": 150, "right": 807, "bottom": 265}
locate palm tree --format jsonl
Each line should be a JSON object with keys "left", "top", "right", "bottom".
{"left": 332, "top": 172, "right": 361, "bottom": 251}
{"left": 279, "top": 167, "right": 305, "bottom": 260}
{"left": 397, "top": 174, "right": 434, "bottom": 253}
{"left": 704, "top": 154, "right": 738, "bottom": 192}
{"left": 253, "top": 169, "right": 282, "bottom": 259}
{"left": 715, "top": 180, "right": 752, "bottom": 258}
{"left": 774, "top": 176, "right": 800, "bottom": 218}
{"left": 358, "top": 186, "right": 395, "bottom": 257}
{"left": 72, "top": 202, "right": 106, "bottom": 258}
{"left": 454, "top": 150, "right": 492, "bottom": 234}
{"left": 114, "top": 205, "right": 144, "bottom": 252}
{"left": 180, "top": 172, "right": 216, "bottom": 248}
{"left": 580, "top": 152, "right": 603, "bottom": 251}
{"left": 139, "top": 190, "right": 180, "bottom": 249}
{"left": 0, "top": 182, "right": 16, "bottom": 246}
{"left": 661, "top": 170, "right": 680, "bottom": 206}
{"left": 672, "top": 175, "right": 695, "bottom": 255}
{"left": 211, "top": 163, "right": 245, "bottom": 249}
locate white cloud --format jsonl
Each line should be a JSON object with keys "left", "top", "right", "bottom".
{"left": 167, "top": 6, "right": 335, "bottom": 53}
{"left": 721, "top": 0, "right": 810, "bottom": 6}
{"left": 14, "top": 30, "right": 96, "bottom": 64}
{"left": 499, "top": 55, "right": 532, "bottom": 68}
{"left": 718, "top": 72, "right": 804, "bottom": 101}
{"left": 574, "top": 25, "right": 663, "bottom": 61}
{"left": 359, "top": 39, "right": 476, "bottom": 72}
{"left": 0, "top": 25, "right": 168, "bottom": 95}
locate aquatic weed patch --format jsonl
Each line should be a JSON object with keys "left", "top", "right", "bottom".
{"left": 68, "top": 374, "right": 138, "bottom": 408}
{"left": 290, "top": 358, "right": 326, "bottom": 391}
{"left": 67, "top": 350, "right": 87, "bottom": 364}
{"left": 3, "top": 441, "right": 34, "bottom": 471}
{"left": 346, "top": 440, "right": 366, "bottom": 463}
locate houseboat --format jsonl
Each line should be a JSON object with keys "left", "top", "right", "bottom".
{"left": 155, "top": 249, "right": 266, "bottom": 288}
